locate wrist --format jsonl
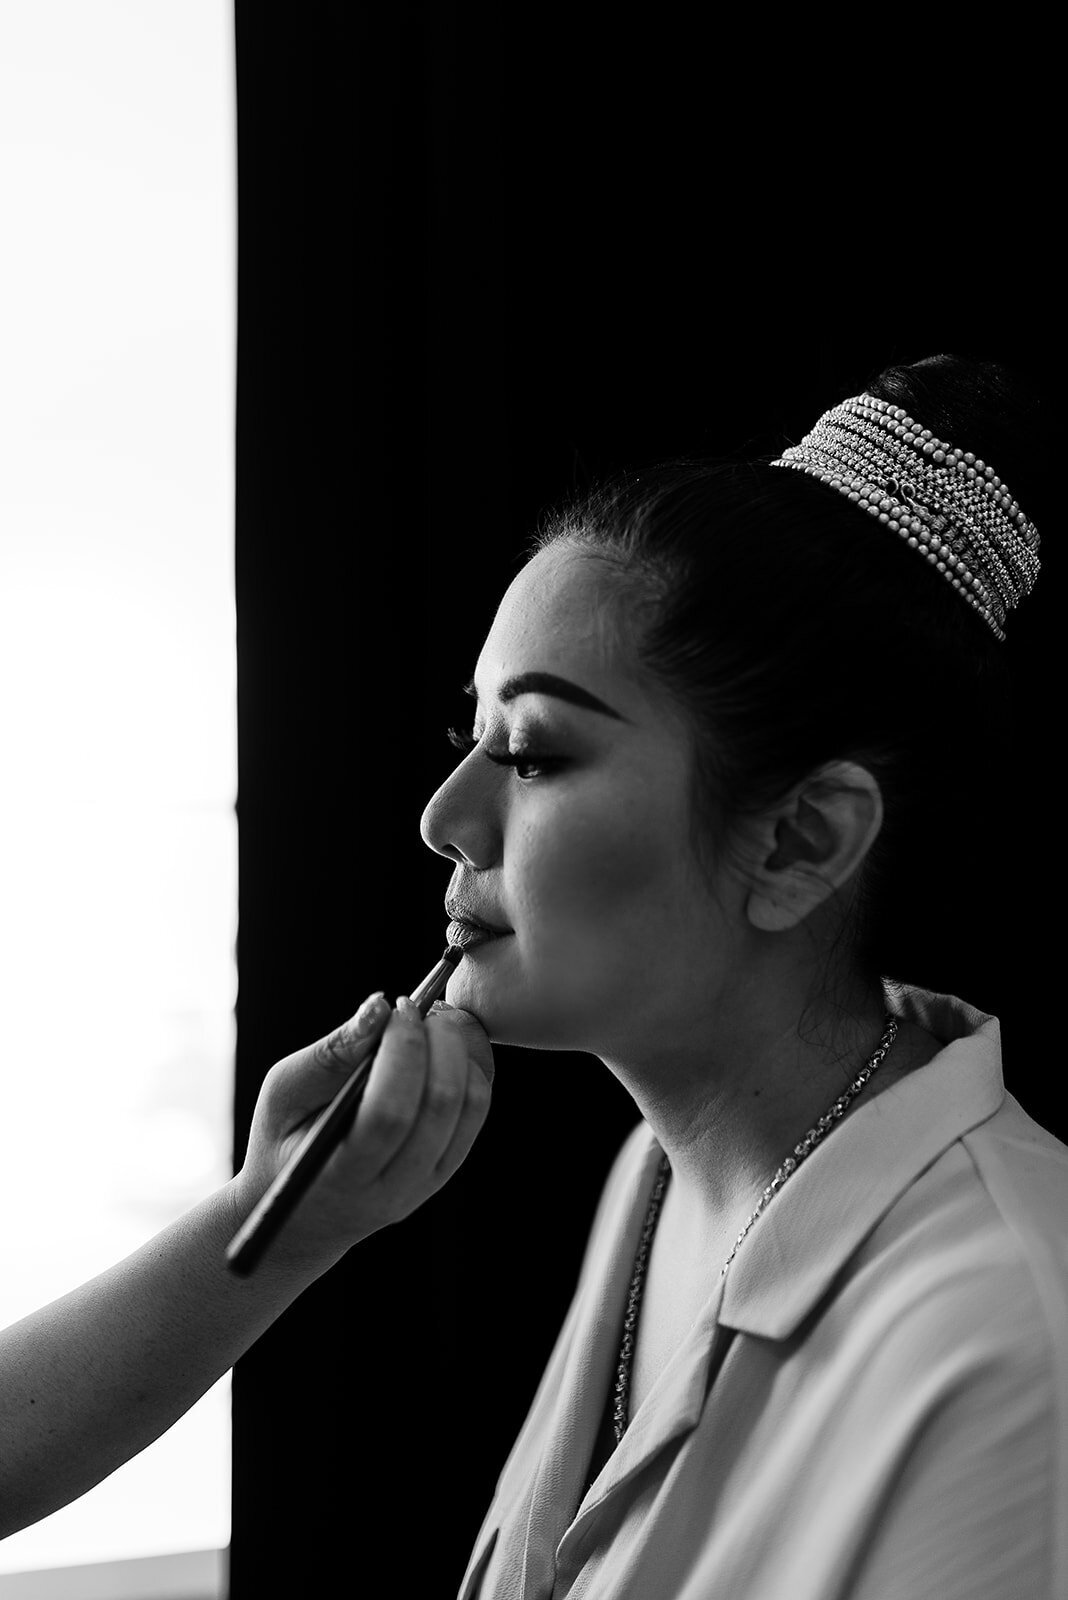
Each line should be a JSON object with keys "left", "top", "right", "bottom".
{"left": 221, "top": 1173, "right": 358, "bottom": 1288}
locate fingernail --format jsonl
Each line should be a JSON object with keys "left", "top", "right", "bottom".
{"left": 352, "top": 991, "right": 388, "bottom": 1033}
{"left": 430, "top": 1004, "right": 466, "bottom": 1023}
{"left": 394, "top": 995, "right": 420, "bottom": 1022}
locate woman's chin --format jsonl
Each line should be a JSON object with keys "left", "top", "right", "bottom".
{"left": 445, "top": 934, "right": 622, "bottom": 1049}
{"left": 445, "top": 967, "right": 598, "bottom": 1052}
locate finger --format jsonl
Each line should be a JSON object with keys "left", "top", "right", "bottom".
{"left": 427, "top": 1002, "right": 495, "bottom": 1085}
{"left": 344, "top": 999, "right": 429, "bottom": 1178}
{"left": 310, "top": 992, "right": 390, "bottom": 1075}
{"left": 376, "top": 1008, "right": 472, "bottom": 1186}
{"left": 266, "top": 993, "right": 390, "bottom": 1125}
{"left": 430, "top": 1054, "right": 493, "bottom": 1186}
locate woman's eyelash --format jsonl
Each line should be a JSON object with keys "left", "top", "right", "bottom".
{"left": 445, "top": 726, "right": 561, "bottom": 780}
{"left": 446, "top": 726, "right": 479, "bottom": 755}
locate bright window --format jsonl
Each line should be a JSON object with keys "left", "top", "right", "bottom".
{"left": 0, "top": 2, "right": 235, "bottom": 1588}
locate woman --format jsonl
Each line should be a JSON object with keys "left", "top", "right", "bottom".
{"left": 421, "top": 354, "right": 1066, "bottom": 1598}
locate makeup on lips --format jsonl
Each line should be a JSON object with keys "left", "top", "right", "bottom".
{"left": 445, "top": 900, "right": 513, "bottom": 950}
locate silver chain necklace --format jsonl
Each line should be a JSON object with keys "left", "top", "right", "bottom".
{"left": 611, "top": 1011, "right": 899, "bottom": 1443}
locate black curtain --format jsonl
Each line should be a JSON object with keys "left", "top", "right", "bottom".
{"left": 230, "top": 7, "right": 1059, "bottom": 1593}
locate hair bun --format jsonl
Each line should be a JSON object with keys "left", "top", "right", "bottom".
{"left": 864, "top": 353, "right": 1050, "bottom": 545}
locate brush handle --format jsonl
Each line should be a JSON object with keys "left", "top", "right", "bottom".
{"left": 226, "top": 948, "right": 462, "bottom": 1275}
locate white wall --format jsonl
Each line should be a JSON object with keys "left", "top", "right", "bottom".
{"left": 0, "top": 1, "right": 235, "bottom": 1583}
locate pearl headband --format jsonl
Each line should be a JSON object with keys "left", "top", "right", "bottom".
{"left": 769, "top": 392, "right": 1040, "bottom": 640}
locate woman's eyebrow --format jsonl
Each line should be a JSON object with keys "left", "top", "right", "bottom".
{"left": 462, "top": 671, "right": 626, "bottom": 721}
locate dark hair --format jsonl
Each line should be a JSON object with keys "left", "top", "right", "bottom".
{"left": 526, "top": 355, "right": 1048, "bottom": 989}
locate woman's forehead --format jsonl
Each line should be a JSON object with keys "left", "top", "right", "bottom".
{"left": 478, "top": 544, "right": 627, "bottom": 686}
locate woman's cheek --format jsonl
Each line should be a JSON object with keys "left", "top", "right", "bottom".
{"left": 525, "top": 806, "right": 664, "bottom": 928}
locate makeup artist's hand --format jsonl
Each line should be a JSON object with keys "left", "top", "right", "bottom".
{"left": 231, "top": 994, "right": 494, "bottom": 1272}
{"left": 0, "top": 996, "right": 490, "bottom": 1538}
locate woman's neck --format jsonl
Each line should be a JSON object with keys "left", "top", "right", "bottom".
{"left": 601, "top": 970, "right": 919, "bottom": 1246}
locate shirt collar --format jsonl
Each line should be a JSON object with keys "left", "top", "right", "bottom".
{"left": 715, "top": 985, "right": 1005, "bottom": 1339}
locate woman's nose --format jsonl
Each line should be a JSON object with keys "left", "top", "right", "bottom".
{"left": 419, "top": 759, "right": 496, "bottom": 867}
{"left": 419, "top": 776, "right": 463, "bottom": 863}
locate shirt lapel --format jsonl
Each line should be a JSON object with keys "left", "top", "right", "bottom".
{"left": 513, "top": 1130, "right": 667, "bottom": 1593}
{"left": 719, "top": 990, "right": 1005, "bottom": 1339}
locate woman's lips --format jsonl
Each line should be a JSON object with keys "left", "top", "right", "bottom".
{"left": 447, "top": 918, "right": 511, "bottom": 950}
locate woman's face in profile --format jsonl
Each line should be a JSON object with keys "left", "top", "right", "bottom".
{"left": 420, "top": 542, "right": 747, "bottom": 1057}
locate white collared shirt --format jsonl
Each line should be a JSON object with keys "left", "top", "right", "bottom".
{"left": 459, "top": 988, "right": 1068, "bottom": 1599}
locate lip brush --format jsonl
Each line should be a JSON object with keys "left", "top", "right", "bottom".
{"left": 226, "top": 946, "right": 464, "bottom": 1276}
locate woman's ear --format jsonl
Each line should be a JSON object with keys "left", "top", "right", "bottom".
{"left": 745, "top": 762, "right": 884, "bottom": 933}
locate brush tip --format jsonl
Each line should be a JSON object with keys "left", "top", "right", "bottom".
{"left": 443, "top": 945, "right": 465, "bottom": 966}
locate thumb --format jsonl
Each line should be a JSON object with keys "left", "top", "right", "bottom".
{"left": 270, "top": 992, "right": 392, "bottom": 1123}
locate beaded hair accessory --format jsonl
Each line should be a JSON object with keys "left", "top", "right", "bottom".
{"left": 769, "top": 392, "right": 1040, "bottom": 640}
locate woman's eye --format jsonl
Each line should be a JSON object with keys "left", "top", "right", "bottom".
{"left": 445, "top": 726, "right": 561, "bottom": 782}
{"left": 491, "top": 750, "right": 560, "bottom": 781}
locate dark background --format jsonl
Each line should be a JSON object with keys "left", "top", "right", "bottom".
{"left": 229, "top": 7, "right": 1060, "bottom": 1593}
